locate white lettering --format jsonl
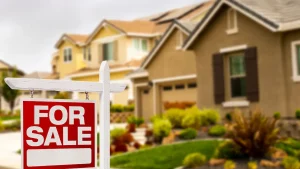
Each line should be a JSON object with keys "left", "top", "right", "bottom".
{"left": 26, "top": 126, "right": 44, "bottom": 146}
{"left": 63, "top": 127, "right": 76, "bottom": 145}
{"left": 78, "top": 127, "right": 91, "bottom": 145}
{"left": 49, "top": 106, "right": 68, "bottom": 125}
{"left": 69, "top": 106, "right": 85, "bottom": 125}
{"left": 44, "top": 127, "right": 62, "bottom": 146}
{"left": 34, "top": 106, "right": 48, "bottom": 125}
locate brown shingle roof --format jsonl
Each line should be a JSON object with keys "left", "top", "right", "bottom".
{"left": 66, "top": 34, "right": 89, "bottom": 44}
{"left": 107, "top": 20, "right": 159, "bottom": 34}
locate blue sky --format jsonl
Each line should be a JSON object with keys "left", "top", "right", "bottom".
{"left": 0, "top": 0, "right": 203, "bottom": 74}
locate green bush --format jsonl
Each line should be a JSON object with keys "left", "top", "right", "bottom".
{"left": 127, "top": 116, "right": 144, "bottom": 127}
{"left": 208, "top": 125, "right": 226, "bottom": 137}
{"left": 110, "top": 128, "right": 126, "bottom": 142}
{"left": 124, "top": 105, "right": 134, "bottom": 112}
{"left": 54, "top": 92, "right": 70, "bottom": 99}
{"left": 202, "top": 108, "right": 220, "bottom": 125}
{"left": 4, "top": 120, "right": 20, "bottom": 131}
{"left": 150, "top": 115, "right": 164, "bottom": 123}
{"left": 274, "top": 112, "right": 281, "bottom": 119}
{"left": 183, "top": 153, "right": 206, "bottom": 168}
{"left": 0, "top": 120, "right": 4, "bottom": 132}
{"left": 179, "top": 128, "right": 197, "bottom": 140}
{"left": 224, "top": 160, "right": 236, "bottom": 169}
{"left": 182, "top": 107, "right": 202, "bottom": 129}
{"left": 110, "top": 104, "right": 124, "bottom": 113}
{"left": 164, "top": 108, "right": 185, "bottom": 128}
{"left": 153, "top": 118, "right": 172, "bottom": 139}
{"left": 296, "top": 110, "right": 300, "bottom": 119}
{"left": 214, "top": 140, "right": 245, "bottom": 159}
{"left": 282, "top": 156, "right": 300, "bottom": 169}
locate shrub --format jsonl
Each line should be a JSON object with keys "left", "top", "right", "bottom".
{"left": 202, "top": 108, "right": 220, "bottom": 125}
{"left": 4, "top": 120, "right": 20, "bottom": 131}
{"left": 273, "top": 112, "right": 281, "bottom": 120}
{"left": 124, "top": 105, "right": 134, "bottom": 112}
{"left": 121, "top": 133, "right": 134, "bottom": 144}
{"left": 296, "top": 110, "right": 300, "bottom": 119}
{"left": 114, "top": 143, "right": 128, "bottom": 153}
{"left": 54, "top": 92, "right": 70, "bottom": 99}
{"left": 226, "top": 110, "right": 279, "bottom": 158}
{"left": 225, "top": 112, "right": 232, "bottom": 122}
{"left": 127, "top": 116, "right": 144, "bottom": 127}
{"left": 183, "top": 153, "right": 206, "bottom": 168}
{"left": 214, "top": 140, "right": 245, "bottom": 159}
{"left": 153, "top": 118, "right": 172, "bottom": 140}
{"left": 133, "top": 142, "right": 141, "bottom": 149}
{"left": 182, "top": 107, "right": 202, "bottom": 129}
{"left": 248, "top": 161, "right": 257, "bottom": 169}
{"left": 164, "top": 108, "right": 185, "bottom": 128}
{"left": 110, "top": 104, "right": 124, "bottom": 113}
{"left": 164, "top": 101, "right": 195, "bottom": 110}
{"left": 282, "top": 156, "right": 300, "bottom": 169}
{"left": 0, "top": 120, "right": 4, "bottom": 132}
{"left": 179, "top": 128, "right": 197, "bottom": 140}
{"left": 208, "top": 125, "right": 226, "bottom": 137}
{"left": 150, "top": 115, "right": 164, "bottom": 123}
{"left": 224, "top": 160, "right": 236, "bottom": 169}
{"left": 110, "top": 128, "right": 126, "bottom": 142}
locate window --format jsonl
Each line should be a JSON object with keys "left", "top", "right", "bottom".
{"left": 63, "top": 48, "right": 72, "bottom": 62}
{"left": 292, "top": 41, "right": 300, "bottom": 81}
{"left": 175, "top": 84, "right": 185, "bottom": 90}
{"left": 163, "top": 86, "right": 172, "bottom": 91}
{"left": 227, "top": 9, "right": 238, "bottom": 34}
{"left": 229, "top": 55, "right": 246, "bottom": 98}
{"left": 188, "top": 83, "right": 197, "bottom": 88}
{"left": 176, "top": 32, "right": 184, "bottom": 49}
{"left": 83, "top": 47, "right": 92, "bottom": 61}
{"left": 133, "top": 38, "right": 148, "bottom": 52}
{"left": 103, "top": 42, "right": 114, "bottom": 61}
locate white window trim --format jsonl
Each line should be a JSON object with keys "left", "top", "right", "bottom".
{"left": 220, "top": 44, "right": 247, "bottom": 53}
{"left": 133, "top": 38, "right": 148, "bottom": 52}
{"left": 291, "top": 40, "right": 300, "bottom": 82}
{"left": 226, "top": 9, "right": 238, "bottom": 35}
{"left": 222, "top": 100, "right": 250, "bottom": 108}
{"left": 176, "top": 31, "right": 184, "bottom": 50}
{"left": 63, "top": 47, "right": 72, "bottom": 63}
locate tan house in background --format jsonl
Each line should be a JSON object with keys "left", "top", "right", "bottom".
{"left": 128, "top": 21, "right": 197, "bottom": 121}
{"left": 183, "top": 0, "right": 300, "bottom": 117}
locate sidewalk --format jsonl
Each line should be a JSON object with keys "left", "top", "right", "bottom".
{"left": 0, "top": 132, "right": 21, "bottom": 169}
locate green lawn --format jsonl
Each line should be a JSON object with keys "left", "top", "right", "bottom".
{"left": 111, "top": 140, "right": 222, "bottom": 169}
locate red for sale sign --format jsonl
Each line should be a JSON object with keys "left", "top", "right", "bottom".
{"left": 21, "top": 99, "right": 97, "bottom": 169}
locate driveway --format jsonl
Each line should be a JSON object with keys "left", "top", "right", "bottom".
{"left": 0, "top": 132, "right": 21, "bottom": 169}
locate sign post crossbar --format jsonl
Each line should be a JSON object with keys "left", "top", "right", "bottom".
{"left": 5, "top": 61, "right": 125, "bottom": 169}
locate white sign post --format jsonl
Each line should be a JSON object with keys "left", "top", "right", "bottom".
{"left": 5, "top": 61, "right": 125, "bottom": 169}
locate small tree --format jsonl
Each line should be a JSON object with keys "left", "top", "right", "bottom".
{"left": 1, "top": 70, "right": 20, "bottom": 114}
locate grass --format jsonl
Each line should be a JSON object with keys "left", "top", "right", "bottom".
{"left": 110, "top": 140, "right": 222, "bottom": 169}
{"left": 275, "top": 138, "right": 300, "bottom": 157}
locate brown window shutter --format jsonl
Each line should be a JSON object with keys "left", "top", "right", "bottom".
{"left": 213, "top": 53, "right": 225, "bottom": 104}
{"left": 245, "top": 47, "right": 259, "bottom": 102}
{"left": 113, "top": 40, "right": 118, "bottom": 61}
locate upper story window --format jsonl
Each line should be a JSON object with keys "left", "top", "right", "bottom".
{"left": 227, "top": 9, "right": 238, "bottom": 34}
{"left": 63, "top": 48, "right": 72, "bottom": 62}
{"left": 133, "top": 38, "right": 148, "bottom": 52}
{"left": 103, "top": 42, "right": 114, "bottom": 61}
{"left": 229, "top": 54, "right": 246, "bottom": 98}
{"left": 291, "top": 40, "right": 300, "bottom": 82}
{"left": 83, "top": 47, "right": 92, "bottom": 61}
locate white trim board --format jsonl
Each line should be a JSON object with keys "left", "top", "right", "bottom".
{"left": 152, "top": 74, "right": 197, "bottom": 84}
{"left": 222, "top": 100, "right": 250, "bottom": 108}
{"left": 220, "top": 44, "right": 248, "bottom": 53}
{"left": 141, "top": 22, "right": 191, "bottom": 69}
{"left": 291, "top": 40, "right": 300, "bottom": 82}
{"left": 134, "top": 83, "right": 148, "bottom": 88}
{"left": 127, "top": 71, "right": 149, "bottom": 79}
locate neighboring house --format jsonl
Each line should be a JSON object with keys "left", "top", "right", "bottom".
{"left": 183, "top": 0, "right": 300, "bottom": 117}
{"left": 0, "top": 60, "right": 24, "bottom": 112}
{"left": 128, "top": 21, "right": 197, "bottom": 120}
{"left": 21, "top": 71, "right": 58, "bottom": 100}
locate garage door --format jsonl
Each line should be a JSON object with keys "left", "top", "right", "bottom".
{"left": 160, "top": 82, "right": 197, "bottom": 112}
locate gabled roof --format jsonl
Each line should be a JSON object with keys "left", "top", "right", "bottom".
{"left": 141, "top": 20, "right": 196, "bottom": 69}
{"left": 136, "top": 1, "right": 214, "bottom": 23}
{"left": 55, "top": 34, "right": 89, "bottom": 48}
{"left": 86, "top": 20, "right": 161, "bottom": 44}
{"left": 0, "top": 59, "right": 25, "bottom": 75}
{"left": 184, "top": 0, "right": 300, "bottom": 49}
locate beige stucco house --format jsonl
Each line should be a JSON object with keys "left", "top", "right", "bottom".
{"left": 128, "top": 21, "right": 198, "bottom": 121}
{"left": 183, "top": 0, "right": 300, "bottom": 117}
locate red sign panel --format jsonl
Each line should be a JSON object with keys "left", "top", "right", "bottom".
{"left": 22, "top": 99, "right": 97, "bottom": 169}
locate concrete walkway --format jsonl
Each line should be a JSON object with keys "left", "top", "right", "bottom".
{"left": 0, "top": 132, "right": 21, "bottom": 169}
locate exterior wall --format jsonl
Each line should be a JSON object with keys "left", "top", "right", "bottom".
{"left": 282, "top": 30, "right": 300, "bottom": 115}
{"left": 57, "top": 40, "right": 85, "bottom": 78}
{"left": 190, "top": 6, "right": 287, "bottom": 117}
{"left": 146, "top": 29, "right": 196, "bottom": 80}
